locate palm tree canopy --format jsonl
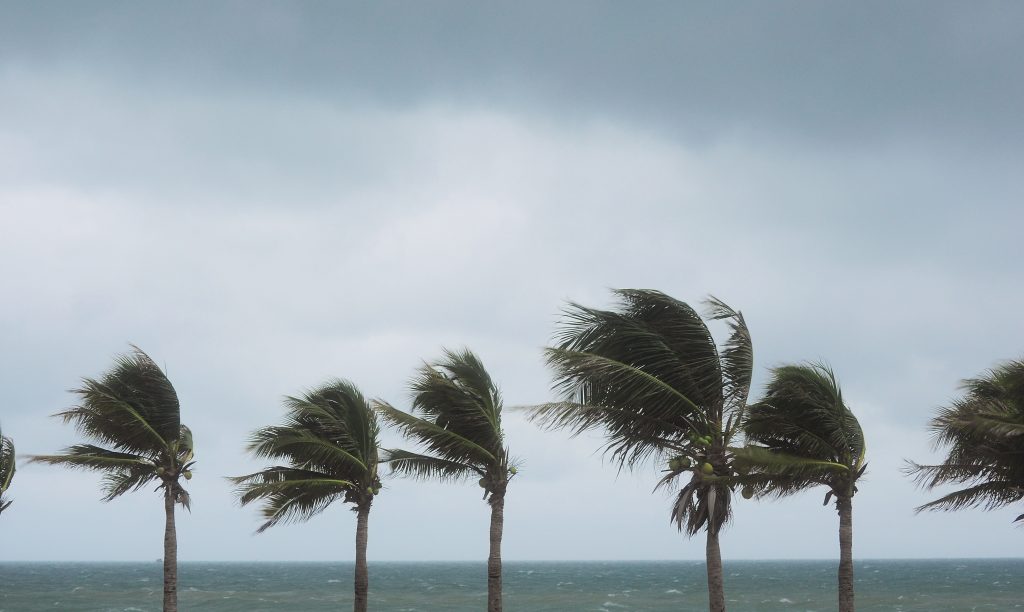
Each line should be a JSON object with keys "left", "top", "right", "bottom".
{"left": 527, "top": 289, "right": 753, "bottom": 535}
{"left": 1, "top": 423, "right": 14, "bottom": 514}
{"left": 376, "top": 348, "right": 511, "bottom": 497}
{"left": 231, "top": 379, "right": 382, "bottom": 533}
{"left": 908, "top": 359, "right": 1024, "bottom": 523}
{"left": 743, "top": 363, "right": 866, "bottom": 501}
{"left": 29, "top": 347, "right": 194, "bottom": 507}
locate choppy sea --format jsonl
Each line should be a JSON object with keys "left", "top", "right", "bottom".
{"left": 1, "top": 559, "right": 1021, "bottom": 611}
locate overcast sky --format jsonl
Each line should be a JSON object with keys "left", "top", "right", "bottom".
{"left": 1, "top": 2, "right": 1022, "bottom": 563}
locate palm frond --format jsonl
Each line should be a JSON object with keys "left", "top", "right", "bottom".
{"left": 704, "top": 297, "right": 753, "bottom": 438}
{"left": 375, "top": 400, "right": 498, "bottom": 468}
{"left": 526, "top": 400, "right": 690, "bottom": 467}
{"left": 380, "top": 449, "right": 480, "bottom": 482}
{"left": 914, "top": 480, "right": 1024, "bottom": 514}
{"left": 230, "top": 467, "right": 352, "bottom": 533}
{"left": 31, "top": 444, "right": 159, "bottom": 501}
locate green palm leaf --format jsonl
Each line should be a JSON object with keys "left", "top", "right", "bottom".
{"left": 230, "top": 467, "right": 353, "bottom": 533}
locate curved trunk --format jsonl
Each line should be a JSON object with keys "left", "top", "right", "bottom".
{"left": 162, "top": 485, "right": 178, "bottom": 612}
{"left": 487, "top": 492, "right": 505, "bottom": 612}
{"left": 837, "top": 496, "right": 855, "bottom": 612}
{"left": 353, "top": 501, "right": 371, "bottom": 612}
{"left": 705, "top": 529, "right": 726, "bottom": 612}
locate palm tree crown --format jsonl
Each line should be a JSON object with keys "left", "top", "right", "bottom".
{"left": 30, "top": 347, "right": 194, "bottom": 507}
{"left": 529, "top": 289, "right": 753, "bottom": 535}
{"left": 908, "top": 359, "right": 1024, "bottom": 523}
{"left": 232, "top": 379, "right": 382, "bottom": 532}
{"left": 0, "top": 422, "right": 14, "bottom": 515}
{"left": 375, "top": 348, "right": 512, "bottom": 495}
{"left": 743, "top": 363, "right": 866, "bottom": 503}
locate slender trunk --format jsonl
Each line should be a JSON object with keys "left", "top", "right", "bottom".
{"left": 353, "top": 501, "right": 371, "bottom": 612}
{"left": 705, "top": 529, "right": 726, "bottom": 612}
{"left": 837, "top": 496, "right": 855, "bottom": 612}
{"left": 487, "top": 493, "right": 505, "bottom": 612}
{"left": 163, "top": 485, "right": 178, "bottom": 612}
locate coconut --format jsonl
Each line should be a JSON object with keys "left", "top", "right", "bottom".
{"left": 741, "top": 486, "right": 754, "bottom": 499}
{"left": 701, "top": 463, "right": 714, "bottom": 475}
{"left": 183, "top": 470, "right": 192, "bottom": 481}
{"left": 509, "top": 467, "right": 518, "bottom": 475}
{"left": 478, "top": 477, "right": 489, "bottom": 488}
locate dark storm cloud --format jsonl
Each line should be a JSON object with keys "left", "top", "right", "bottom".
{"left": 3, "top": 1, "right": 1023, "bottom": 148}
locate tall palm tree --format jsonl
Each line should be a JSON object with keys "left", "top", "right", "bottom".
{"left": 375, "top": 348, "right": 514, "bottom": 612}
{"left": 907, "top": 359, "right": 1024, "bottom": 524}
{"left": 30, "top": 347, "right": 194, "bottom": 612}
{"left": 527, "top": 289, "right": 752, "bottom": 612}
{"left": 0, "top": 422, "right": 14, "bottom": 515}
{"left": 230, "top": 380, "right": 382, "bottom": 612}
{"left": 743, "top": 363, "right": 866, "bottom": 612}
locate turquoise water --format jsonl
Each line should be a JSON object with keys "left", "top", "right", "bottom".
{"left": 1, "top": 560, "right": 1021, "bottom": 611}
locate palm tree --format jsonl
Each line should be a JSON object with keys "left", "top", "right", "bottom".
{"left": 375, "top": 348, "right": 514, "bottom": 612}
{"left": 907, "top": 359, "right": 1024, "bottom": 524}
{"left": 0, "top": 422, "right": 14, "bottom": 515}
{"left": 230, "top": 380, "right": 382, "bottom": 612}
{"left": 527, "top": 289, "right": 752, "bottom": 612}
{"left": 29, "top": 347, "right": 194, "bottom": 612}
{"left": 742, "top": 363, "right": 866, "bottom": 612}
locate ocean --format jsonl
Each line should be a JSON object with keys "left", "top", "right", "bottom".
{"left": 0, "top": 559, "right": 1021, "bottom": 611}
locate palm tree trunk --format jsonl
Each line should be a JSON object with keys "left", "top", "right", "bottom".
{"left": 487, "top": 493, "right": 505, "bottom": 612}
{"left": 162, "top": 485, "right": 178, "bottom": 612}
{"left": 837, "top": 496, "right": 855, "bottom": 612}
{"left": 705, "top": 529, "right": 726, "bottom": 612}
{"left": 354, "top": 501, "right": 371, "bottom": 612}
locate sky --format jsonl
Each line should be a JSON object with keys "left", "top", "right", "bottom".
{"left": 1, "top": 2, "right": 1022, "bottom": 562}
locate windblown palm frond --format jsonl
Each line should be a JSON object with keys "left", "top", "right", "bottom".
{"left": 30, "top": 347, "right": 194, "bottom": 507}
{"left": 0, "top": 423, "right": 14, "bottom": 514}
{"left": 232, "top": 379, "right": 382, "bottom": 531}
{"left": 907, "top": 359, "right": 1024, "bottom": 523}
{"left": 528, "top": 289, "right": 751, "bottom": 536}
{"left": 743, "top": 363, "right": 865, "bottom": 500}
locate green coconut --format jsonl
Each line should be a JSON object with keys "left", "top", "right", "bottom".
{"left": 741, "top": 486, "right": 754, "bottom": 500}
{"left": 701, "top": 463, "right": 714, "bottom": 476}
{"left": 183, "top": 470, "right": 192, "bottom": 481}
{"left": 509, "top": 467, "right": 518, "bottom": 475}
{"left": 478, "top": 477, "right": 489, "bottom": 488}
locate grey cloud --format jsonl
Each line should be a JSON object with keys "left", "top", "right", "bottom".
{"left": 3, "top": 2, "right": 1023, "bottom": 149}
